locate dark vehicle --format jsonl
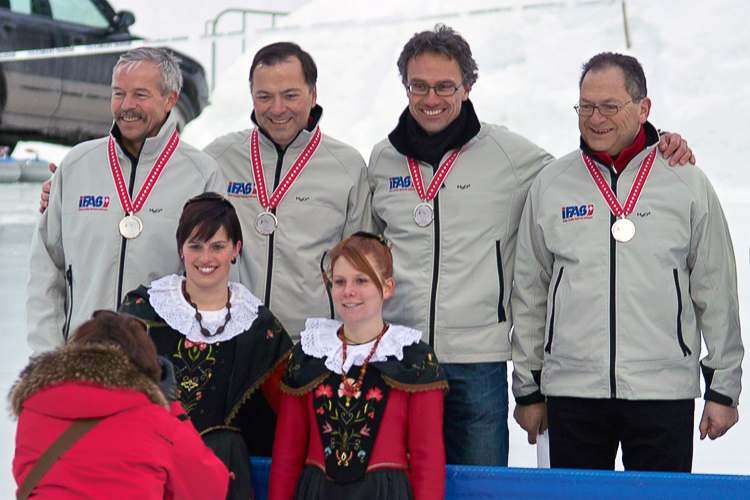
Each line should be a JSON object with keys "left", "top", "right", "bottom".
{"left": 0, "top": 0, "right": 209, "bottom": 152}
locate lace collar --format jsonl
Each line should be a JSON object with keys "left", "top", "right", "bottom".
{"left": 299, "top": 318, "right": 422, "bottom": 374}
{"left": 148, "top": 274, "right": 262, "bottom": 344}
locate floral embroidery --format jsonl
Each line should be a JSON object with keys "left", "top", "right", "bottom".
{"left": 338, "top": 378, "right": 361, "bottom": 399}
{"left": 366, "top": 387, "right": 383, "bottom": 401}
{"left": 172, "top": 339, "right": 217, "bottom": 415}
{"left": 313, "top": 370, "right": 390, "bottom": 483}
{"left": 315, "top": 384, "right": 333, "bottom": 399}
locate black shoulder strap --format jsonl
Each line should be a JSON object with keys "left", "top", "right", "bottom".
{"left": 17, "top": 418, "right": 104, "bottom": 500}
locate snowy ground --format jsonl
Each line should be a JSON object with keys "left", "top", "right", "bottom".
{"left": 3, "top": 0, "right": 750, "bottom": 495}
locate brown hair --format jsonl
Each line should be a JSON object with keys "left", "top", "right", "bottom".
{"left": 325, "top": 232, "right": 393, "bottom": 297}
{"left": 176, "top": 192, "right": 243, "bottom": 255}
{"left": 72, "top": 311, "right": 160, "bottom": 382}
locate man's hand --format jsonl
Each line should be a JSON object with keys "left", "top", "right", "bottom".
{"left": 513, "top": 401, "right": 548, "bottom": 444}
{"left": 39, "top": 162, "right": 57, "bottom": 214}
{"left": 699, "top": 400, "right": 739, "bottom": 440}
{"left": 658, "top": 132, "right": 696, "bottom": 166}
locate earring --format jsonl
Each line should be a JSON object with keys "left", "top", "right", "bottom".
{"left": 231, "top": 256, "right": 237, "bottom": 264}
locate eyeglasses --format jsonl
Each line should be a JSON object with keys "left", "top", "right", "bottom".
{"left": 574, "top": 100, "right": 635, "bottom": 117}
{"left": 407, "top": 82, "right": 464, "bottom": 97}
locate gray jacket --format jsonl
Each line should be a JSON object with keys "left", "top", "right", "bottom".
{"left": 27, "top": 114, "right": 225, "bottom": 356}
{"left": 511, "top": 142, "right": 743, "bottom": 405}
{"left": 368, "top": 123, "right": 553, "bottom": 363}
{"left": 204, "top": 113, "right": 369, "bottom": 340}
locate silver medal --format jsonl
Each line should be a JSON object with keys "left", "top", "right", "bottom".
{"left": 611, "top": 218, "right": 635, "bottom": 242}
{"left": 255, "top": 211, "right": 278, "bottom": 235}
{"left": 413, "top": 202, "right": 434, "bottom": 227}
{"left": 119, "top": 214, "right": 143, "bottom": 239}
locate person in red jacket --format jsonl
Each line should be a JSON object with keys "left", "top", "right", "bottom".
{"left": 10, "top": 310, "right": 229, "bottom": 500}
{"left": 269, "top": 232, "right": 448, "bottom": 500}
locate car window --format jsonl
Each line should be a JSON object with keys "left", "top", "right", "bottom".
{"left": 8, "top": 0, "right": 31, "bottom": 15}
{"left": 47, "top": 0, "right": 108, "bottom": 28}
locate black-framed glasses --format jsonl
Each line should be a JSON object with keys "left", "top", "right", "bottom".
{"left": 574, "top": 100, "right": 635, "bottom": 117}
{"left": 407, "top": 82, "right": 464, "bottom": 97}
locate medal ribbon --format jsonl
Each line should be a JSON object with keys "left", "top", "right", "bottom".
{"left": 407, "top": 148, "right": 461, "bottom": 202}
{"left": 250, "top": 126, "right": 321, "bottom": 211}
{"left": 582, "top": 148, "right": 656, "bottom": 219}
{"left": 108, "top": 130, "right": 179, "bottom": 215}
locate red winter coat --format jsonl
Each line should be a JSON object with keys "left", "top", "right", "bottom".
{"left": 10, "top": 344, "right": 229, "bottom": 500}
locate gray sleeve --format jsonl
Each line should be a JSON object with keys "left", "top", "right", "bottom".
{"left": 26, "top": 166, "right": 68, "bottom": 357}
{"left": 511, "top": 179, "right": 554, "bottom": 402}
{"left": 689, "top": 177, "right": 743, "bottom": 406}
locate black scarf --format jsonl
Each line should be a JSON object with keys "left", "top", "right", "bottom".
{"left": 388, "top": 99, "right": 481, "bottom": 167}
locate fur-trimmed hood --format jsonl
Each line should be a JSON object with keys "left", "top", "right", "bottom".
{"left": 9, "top": 343, "right": 168, "bottom": 418}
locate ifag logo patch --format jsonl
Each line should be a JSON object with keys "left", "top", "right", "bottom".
{"left": 562, "top": 204, "right": 594, "bottom": 222}
{"left": 389, "top": 175, "right": 414, "bottom": 192}
{"left": 78, "top": 195, "right": 110, "bottom": 211}
{"left": 227, "top": 181, "right": 255, "bottom": 198}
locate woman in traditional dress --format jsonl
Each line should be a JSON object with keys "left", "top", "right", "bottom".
{"left": 269, "top": 232, "right": 448, "bottom": 500}
{"left": 120, "top": 192, "right": 293, "bottom": 500}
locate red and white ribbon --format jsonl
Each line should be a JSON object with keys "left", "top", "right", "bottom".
{"left": 108, "top": 130, "right": 179, "bottom": 215}
{"left": 250, "top": 127, "right": 321, "bottom": 210}
{"left": 407, "top": 148, "right": 461, "bottom": 202}
{"left": 582, "top": 148, "right": 656, "bottom": 218}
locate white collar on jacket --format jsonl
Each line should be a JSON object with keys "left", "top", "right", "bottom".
{"left": 148, "top": 274, "right": 262, "bottom": 344}
{"left": 300, "top": 317, "right": 422, "bottom": 374}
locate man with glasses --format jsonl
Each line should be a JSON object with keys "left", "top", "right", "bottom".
{"left": 367, "top": 25, "right": 694, "bottom": 467}
{"left": 511, "top": 52, "right": 742, "bottom": 471}
{"left": 27, "top": 48, "right": 225, "bottom": 357}
{"left": 203, "top": 42, "right": 369, "bottom": 340}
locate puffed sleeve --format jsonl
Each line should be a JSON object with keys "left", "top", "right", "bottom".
{"left": 407, "top": 389, "right": 446, "bottom": 500}
{"left": 268, "top": 392, "right": 310, "bottom": 500}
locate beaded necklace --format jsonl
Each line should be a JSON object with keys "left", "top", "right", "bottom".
{"left": 338, "top": 323, "right": 388, "bottom": 407}
{"left": 181, "top": 281, "right": 232, "bottom": 337}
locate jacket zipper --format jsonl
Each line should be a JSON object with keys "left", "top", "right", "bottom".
{"left": 63, "top": 265, "right": 73, "bottom": 341}
{"left": 320, "top": 251, "right": 335, "bottom": 319}
{"left": 495, "top": 240, "right": 507, "bottom": 323}
{"left": 672, "top": 269, "right": 692, "bottom": 356}
{"left": 609, "top": 168, "right": 620, "bottom": 398}
{"left": 428, "top": 175, "right": 441, "bottom": 348}
{"left": 116, "top": 152, "right": 140, "bottom": 308}
{"left": 263, "top": 147, "right": 285, "bottom": 307}
{"left": 544, "top": 267, "right": 565, "bottom": 353}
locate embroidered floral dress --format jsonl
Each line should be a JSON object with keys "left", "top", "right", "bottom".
{"left": 268, "top": 318, "right": 448, "bottom": 500}
{"left": 120, "top": 274, "right": 293, "bottom": 500}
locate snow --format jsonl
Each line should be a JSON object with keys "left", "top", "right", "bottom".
{"left": 3, "top": 0, "right": 750, "bottom": 494}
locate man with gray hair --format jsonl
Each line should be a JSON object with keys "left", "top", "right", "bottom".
{"left": 368, "top": 25, "right": 694, "bottom": 466}
{"left": 27, "top": 47, "right": 225, "bottom": 357}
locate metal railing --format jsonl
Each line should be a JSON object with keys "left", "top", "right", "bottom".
{"left": 204, "top": 9, "right": 289, "bottom": 91}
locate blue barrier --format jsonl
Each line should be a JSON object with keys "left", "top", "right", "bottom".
{"left": 250, "top": 457, "right": 750, "bottom": 499}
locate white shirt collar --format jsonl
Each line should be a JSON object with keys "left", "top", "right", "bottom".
{"left": 148, "top": 274, "right": 262, "bottom": 344}
{"left": 299, "top": 317, "right": 422, "bottom": 374}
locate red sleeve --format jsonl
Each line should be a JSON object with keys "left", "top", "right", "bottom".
{"left": 407, "top": 390, "right": 446, "bottom": 500}
{"left": 268, "top": 392, "right": 310, "bottom": 500}
{"left": 167, "top": 415, "right": 230, "bottom": 500}
{"left": 261, "top": 362, "right": 286, "bottom": 414}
